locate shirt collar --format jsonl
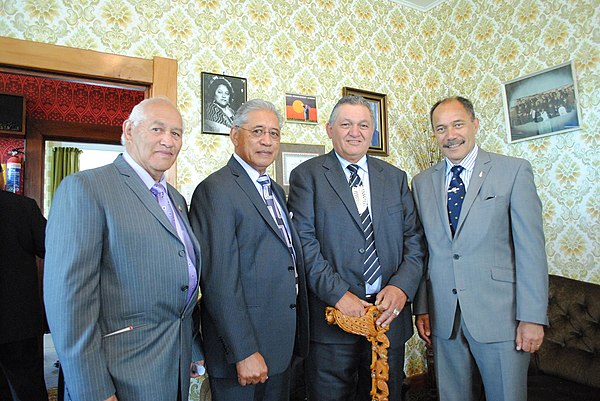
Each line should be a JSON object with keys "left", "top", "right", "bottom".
{"left": 122, "top": 151, "right": 167, "bottom": 190}
{"left": 445, "top": 145, "right": 478, "bottom": 174}
{"left": 233, "top": 153, "right": 265, "bottom": 183}
{"left": 334, "top": 152, "right": 369, "bottom": 174}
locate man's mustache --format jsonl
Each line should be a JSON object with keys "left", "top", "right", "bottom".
{"left": 443, "top": 139, "right": 465, "bottom": 148}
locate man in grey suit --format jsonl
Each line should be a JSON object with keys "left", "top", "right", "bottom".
{"left": 412, "top": 96, "right": 548, "bottom": 401}
{"left": 288, "top": 95, "right": 425, "bottom": 401}
{"left": 189, "top": 99, "right": 309, "bottom": 401}
{"left": 44, "top": 97, "right": 203, "bottom": 401}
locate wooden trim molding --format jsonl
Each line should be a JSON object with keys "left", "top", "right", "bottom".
{"left": 0, "top": 37, "right": 178, "bottom": 206}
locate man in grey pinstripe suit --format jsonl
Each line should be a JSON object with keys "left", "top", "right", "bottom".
{"left": 45, "top": 97, "right": 203, "bottom": 401}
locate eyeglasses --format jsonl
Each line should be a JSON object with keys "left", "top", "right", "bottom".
{"left": 237, "top": 126, "right": 280, "bottom": 139}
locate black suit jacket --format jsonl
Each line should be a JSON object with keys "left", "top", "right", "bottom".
{"left": 189, "top": 156, "right": 309, "bottom": 379}
{"left": 288, "top": 151, "right": 425, "bottom": 348}
{"left": 0, "top": 190, "right": 46, "bottom": 344}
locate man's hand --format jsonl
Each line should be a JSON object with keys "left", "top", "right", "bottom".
{"left": 375, "top": 285, "right": 408, "bottom": 327}
{"left": 516, "top": 321, "right": 544, "bottom": 353}
{"left": 416, "top": 314, "right": 431, "bottom": 345}
{"left": 104, "top": 396, "right": 118, "bottom": 401}
{"left": 236, "top": 352, "right": 268, "bottom": 386}
{"left": 334, "top": 291, "right": 372, "bottom": 317}
{"left": 190, "top": 360, "right": 205, "bottom": 378}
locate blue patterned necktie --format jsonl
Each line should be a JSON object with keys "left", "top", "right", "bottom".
{"left": 347, "top": 164, "right": 381, "bottom": 285}
{"left": 447, "top": 165, "right": 465, "bottom": 236}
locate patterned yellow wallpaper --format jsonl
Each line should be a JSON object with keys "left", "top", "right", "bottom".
{"left": 2, "top": 0, "right": 598, "bottom": 383}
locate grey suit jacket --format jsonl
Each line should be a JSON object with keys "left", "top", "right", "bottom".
{"left": 189, "top": 156, "right": 309, "bottom": 379}
{"left": 288, "top": 151, "right": 425, "bottom": 348}
{"left": 412, "top": 149, "right": 548, "bottom": 342}
{"left": 44, "top": 155, "right": 202, "bottom": 401}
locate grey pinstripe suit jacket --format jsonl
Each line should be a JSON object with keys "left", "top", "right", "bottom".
{"left": 44, "top": 155, "right": 202, "bottom": 401}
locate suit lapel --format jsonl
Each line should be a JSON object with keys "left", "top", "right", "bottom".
{"left": 367, "top": 158, "right": 385, "bottom": 237}
{"left": 323, "top": 151, "right": 362, "bottom": 230}
{"left": 228, "top": 157, "right": 287, "bottom": 244}
{"left": 455, "top": 150, "right": 491, "bottom": 235}
{"left": 113, "top": 156, "right": 180, "bottom": 239}
{"left": 167, "top": 184, "right": 202, "bottom": 266}
{"left": 431, "top": 160, "right": 453, "bottom": 240}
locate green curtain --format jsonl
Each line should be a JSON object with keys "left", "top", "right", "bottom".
{"left": 49, "top": 147, "right": 82, "bottom": 202}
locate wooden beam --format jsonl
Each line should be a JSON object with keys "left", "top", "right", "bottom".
{"left": 0, "top": 37, "right": 154, "bottom": 84}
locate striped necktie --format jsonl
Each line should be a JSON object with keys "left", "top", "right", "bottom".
{"left": 347, "top": 164, "right": 381, "bottom": 285}
{"left": 257, "top": 175, "right": 298, "bottom": 292}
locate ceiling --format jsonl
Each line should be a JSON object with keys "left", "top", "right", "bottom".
{"left": 391, "top": 0, "right": 448, "bottom": 11}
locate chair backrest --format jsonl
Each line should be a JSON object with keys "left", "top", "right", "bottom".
{"left": 534, "top": 274, "right": 600, "bottom": 388}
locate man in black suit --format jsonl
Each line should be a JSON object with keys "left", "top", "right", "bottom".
{"left": 0, "top": 166, "right": 48, "bottom": 401}
{"left": 189, "top": 99, "right": 309, "bottom": 401}
{"left": 288, "top": 95, "right": 425, "bottom": 401}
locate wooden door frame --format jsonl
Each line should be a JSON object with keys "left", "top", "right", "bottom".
{"left": 0, "top": 36, "right": 178, "bottom": 207}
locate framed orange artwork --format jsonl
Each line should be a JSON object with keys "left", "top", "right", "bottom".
{"left": 285, "top": 93, "right": 318, "bottom": 124}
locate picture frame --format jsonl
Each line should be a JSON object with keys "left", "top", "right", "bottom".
{"left": 502, "top": 61, "right": 581, "bottom": 144}
{"left": 285, "top": 93, "right": 318, "bottom": 124}
{"left": 342, "top": 87, "right": 388, "bottom": 157}
{"left": 274, "top": 143, "right": 326, "bottom": 195}
{"left": 201, "top": 72, "right": 247, "bottom": 135}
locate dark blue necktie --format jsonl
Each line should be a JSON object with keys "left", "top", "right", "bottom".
{"left": 447, "top": 165, "right": 465, "bottom": 236}
{"left": 347, "top": 164, "right": 381, "bottom": 285}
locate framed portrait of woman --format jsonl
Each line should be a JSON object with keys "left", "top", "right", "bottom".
{"left": 201, "top": 72, "right": 247, "bottom": 135}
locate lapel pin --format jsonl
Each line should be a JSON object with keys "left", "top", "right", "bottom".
{"left": 479, "top": 171, "right": 483, "bottom": 178}
{"left": 177, "top": 205, "right": 183, "bottom": 212}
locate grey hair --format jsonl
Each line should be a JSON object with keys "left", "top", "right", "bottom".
{"left": 232, "top": 99, "right": 283, "bottom": 128}
{"left": 121, "top": 96, "right": 181, "bottom": 145}
{"left": 328, "top": 95, "right": 374, "bottom": 126}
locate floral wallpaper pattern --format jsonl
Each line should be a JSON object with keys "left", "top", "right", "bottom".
{"left": 2, "top": 0, "right": 598, "bottom": 383}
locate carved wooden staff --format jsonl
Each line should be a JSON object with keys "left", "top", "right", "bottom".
{"left": 325, "top": 305, "right": 391, "bottom": 401}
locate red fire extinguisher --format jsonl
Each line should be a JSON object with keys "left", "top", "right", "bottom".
{"left": 6, "top": 147, "right": 24, "bottom": 194}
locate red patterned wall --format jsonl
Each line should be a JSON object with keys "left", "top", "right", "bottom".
{"left": 0, "top": 72, "right": 145, "bottom": 126}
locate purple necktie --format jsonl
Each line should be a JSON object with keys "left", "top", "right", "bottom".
{"left": 150, "top": 183, "right": 176, "bottom": 228}
{"left": 150, "top": 182, "right": 197, "bottom": 303}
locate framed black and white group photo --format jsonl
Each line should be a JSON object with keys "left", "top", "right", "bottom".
{"left": 502, "top": 61, "right": 581, "bottom": 143}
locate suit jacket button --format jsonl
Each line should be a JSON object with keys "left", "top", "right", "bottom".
{"left": 179, "top": 250, "right": 186, "bottom": 257}
{"left": 288, "top": 266, "right": 294, "bottom": 271}
{"left": 290, "top": 304, "right": 297, "bottom": 309}
{"left": 453, "top": 254, "right": 460, "bottom": 260}
{"left": 452, "top": 289, "right": 457, "bottom": 294}
{"left": 359, "top": 248, "right": 365, "bottom": 254}
{"left": 181, "top": 285, "right": 189, "bottom": 292}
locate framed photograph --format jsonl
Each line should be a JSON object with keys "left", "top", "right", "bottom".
{"left": 342, "top": 87, "right": 388, "bottom": 156}
{"left": 201, "top": 72, "right": 247, "bottom": 135}
{"left": 285, "top": 93, "right": 318, "bottom": 124}
{"left": 502, "top": 61, "right": 581, "bottom": 143}
{"left": 275, "top": 143, "right": 325, "bottom": 195}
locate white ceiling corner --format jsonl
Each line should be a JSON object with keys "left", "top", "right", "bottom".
{"left": 389, "top": 0, "right": 448, "bottom": 12}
